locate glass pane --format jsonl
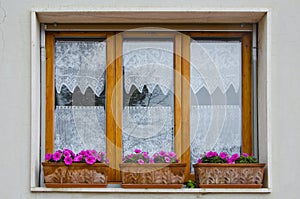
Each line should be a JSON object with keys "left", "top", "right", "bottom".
{"left": 190, "top": 40, "right": 242, "bottom": 170}
{"left": 54, "top": 39, "right": 106, "bottom": 153}
{"left": 122, "top": 38, "right": 174, "bottom": 156}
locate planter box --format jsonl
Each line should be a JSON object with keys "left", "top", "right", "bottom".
{"left": 42, "top": 162, "right": 108, "bottom": 188}
{"left": 193, "top": 163, "right": 265, "bottom": 188}
{"left": 120, "top": 163, "right": 186, "bottom": 188}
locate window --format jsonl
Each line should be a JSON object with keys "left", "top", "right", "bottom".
{"left": 44, "top": 30, "right": 253, "bottom": 182}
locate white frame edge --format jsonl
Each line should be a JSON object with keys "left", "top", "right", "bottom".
{"left": 31, "top": 11, "right": 41, "bottom": 188}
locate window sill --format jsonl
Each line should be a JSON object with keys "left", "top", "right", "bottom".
{"left": 31, "top": 185, "right": 271, "bottom": 193}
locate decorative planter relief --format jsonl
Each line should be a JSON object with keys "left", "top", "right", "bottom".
{"left": 193, "top": 163, "right": 265, "bottom": 188}
{"left": 43, "top": 162, "right": 108, "bottom": 188}
{"left": 120, "top": 163, "right": 186, "bottom": 188}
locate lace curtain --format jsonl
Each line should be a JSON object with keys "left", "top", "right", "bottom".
{"left": 190, "top": 105, "right": 241, "bottom": 171}
{"left": 54, "top": 106, "right": 106, "bottom": 153}
{"left": 190, "top": 40, "right": 241, "bottom": 94}
{"left": 123, "top": 40, "right": 174, "bottom": 95}
{"left": 55, "top": 40, "right": 106, "bottom": 96}
{"left": 190, "top": 40, "right": 242, "bottom": 172}
{"left": 122, "top": 106, "right": 174, "bottom": 156}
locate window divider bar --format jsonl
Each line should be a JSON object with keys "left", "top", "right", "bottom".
{"left": 174, "top": 33, "right": 182, "bottom": 161}
{"left": 115, "top": 33, "right": 123, "bottom": 182}
{"left": 106, "top": 32, "right": 117, "bottom": 182}
{"left": 181, "top": 34, "right": 191, "bottom": 180}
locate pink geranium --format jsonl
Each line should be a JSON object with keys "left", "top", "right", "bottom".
{"left": 205, "top": 151, "right": 215, "bottom": 158}
{"left": 74, "top": 155, "right": 83, "bottom": 162}
{"left": 85, "top": 156, "right": 96, "bottom": 165}
{"left": 164, "top": 156, "right": 171, "bottom": 163}
{"left": 242, "top": 153, "right": 249, "bottom": 157}
{"left": 231, "top": 153, "right": 240, "bottom": 161}
{"left": 142, "top": 152, "right": 149, "bottom": 159}
{"left": 45, "top": 153, "right": 52, "bottom": 161}
{"left": 219, "top": 152, "right": 227, "bottom": 159}
{"left": 64, "top": 156, "right": 73, "bottom": 165}
{"left": 134, "top": 149, "right": 141, "bottom": 153}
{"left": 168, "top": 152, "right": 177, "bottom": 158}
{"left": 53, "top": 151, "right": 62, "bottom": 161}
{"left": 138, "top": 159, "right": 144, "bottom": 165}
{"left": 158, "top": 150, "right": 166, "bottom": 157}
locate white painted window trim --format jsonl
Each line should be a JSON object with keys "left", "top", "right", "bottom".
{"left": 30, "top": 9, "right": 272, "bottom": 193}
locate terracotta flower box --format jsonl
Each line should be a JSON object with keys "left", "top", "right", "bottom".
{"left": 42, "top": 162, "right": 109, "bottom": 188}
{"left": 193, "top": 163, "right": 265, "bottom": 188}
{"left": 42, "top": 149, "right": 109, "bottom": 188}
{"left": 120, "top": 163, "right": 186, "bottom": 188}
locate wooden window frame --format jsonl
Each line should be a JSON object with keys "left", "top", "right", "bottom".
{"left": 45, "top": 30, "right": 252, "bottom": 182}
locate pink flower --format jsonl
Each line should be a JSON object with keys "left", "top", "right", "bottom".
{"left": 127, "top": 154, "right": 133, "bottom": 159}
{"left": 231, "top": 153, "right": 240, "bottom": 161}
{"left": 53, "top": 152, "right": 62, "bottom": 161}
{"left": 153, "top": 153, "right": 158, "bottom": 159}
{"left": 64, "top": 156, "right": 73, "bottom": 165}
{"left": 168, "top": 152, "right": 177, "bottom": 158}
{"left": 197, "top": 159, "right": 202, "bottom": 163}
{"left": 159, "top": 151, "right": 166, "bottom": 157}
{"left": 100, "top": 151, "right": 106, "bottom": 156}
{"left": 213, "top": 152, "right": 218, "bottom": 157}
{"left": 242, "top": 153, "right": 249, "bottom": 157}
{"left": 91, "top": 150, "right": 98, "bottom": 155}
{"left": 142, "top": 152, "right": 149, "bottom": 159}
{"left": 206, "top": 151, "right": 215, "bottom": 158}
{"left": 97, "top": 156, "right": 102, "bottom": 162}
{"left": 105, "top": 159, "right": 109, "bottom": 164}
{"left": 134, "top": 149, "right": 141, "bottom": 153}
{"left": 45, "top": 153, "right": 52, "bottom": 161}
{"left": 74, "top": 155, "right": 83, "bottom": 162}
{"left": 63, "top": 150, "right": 71, "bottom": 157}
{"left": 219, "top": 152, "right": 227, "bottom": 159}
{"left": 164, "top": 156, "right": 171, "bottom": 163}
{"left": 149, "top": 158, "right": 154, "bottom": 164}
{"left": 79, "top": 150, "right": 88, "bottom": 156}
{"left": 85, "top": 156, "right": 96, "bottom": 165}
{"left": 226, "top": 157, "right": 234, "bottom": 164}
{"left": 138, "top": 159, "right": 144, "bottom": 165}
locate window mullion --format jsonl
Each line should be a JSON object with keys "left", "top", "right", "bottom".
{"left": 106, "top": 32, "right": 117, "bottom": 182}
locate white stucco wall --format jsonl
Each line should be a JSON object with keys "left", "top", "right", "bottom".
{"left": 0, "top": 0, "right": 299, "bottom": 198}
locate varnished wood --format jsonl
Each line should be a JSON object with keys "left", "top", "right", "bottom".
{"left": 242, "top": 33, "right": 253, "bottom": 154}
{"left": 37, "top": 11, "right": 265, "bottom": 24}
{"left": 181, "top": 34, "right": 191, "bottom": 181}
{"left": 45, "top": 23, "right": 254, "bottom": 32}
{"left": 115, "top": 33, "right": 123, "bottom": 181}
{"left": 45, "top": 32, "right": 55, "bottom": 154}
{"left": 122, "top": 31, "right": 177, "bottom": 38}
{"left": 47, "top": 31, "right": 106, "bottom": 38}
{"left": 106, "top": 32, "right": 117, "bottom": 182}
{"left": 174, "top": 33, "right": 182, "bottom": 161}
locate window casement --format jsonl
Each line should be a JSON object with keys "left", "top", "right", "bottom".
{"left": 45, "top": 30, "right": 253, "bottom": 182}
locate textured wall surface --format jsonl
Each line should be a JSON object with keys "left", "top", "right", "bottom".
{"left": 0, "top": 0, "right": 300, "bottom": 198}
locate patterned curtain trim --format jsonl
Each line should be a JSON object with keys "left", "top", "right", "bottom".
{"left": 190, "top": 41, "right": 241, "bottom": 94}
{"left": 55, "top": 40, "right": 106, "bottom": 97}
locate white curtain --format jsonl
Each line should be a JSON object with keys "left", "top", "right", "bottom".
{"left": 54, "top": 106, "right": 106, "bottom": 153}
{"left": 123, "top": 40, "right": 174, "bottom": 95}
{"left": 55, "top": 40, "right": 106, "bottom": 96}
{"left": 122, "top": 106, "right": 174, "bottom": 156}
{"left": 190, "top": 40, "right": 242, "bottom": 172}
{"left": 190, "top": 40, "right": 241, "bottom": 94}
